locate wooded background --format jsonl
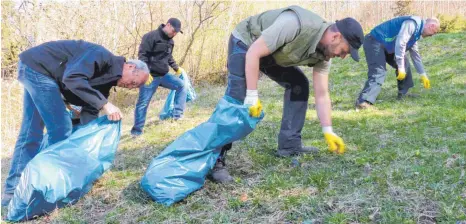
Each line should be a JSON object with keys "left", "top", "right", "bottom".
{"left": 2, "top": 0, "right": 466, "bottom": 84}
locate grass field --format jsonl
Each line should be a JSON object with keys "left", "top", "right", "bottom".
{"left": 1, "top": 32, "right": 465, "bottom": 223}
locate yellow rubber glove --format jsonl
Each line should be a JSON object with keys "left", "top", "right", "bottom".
{"left": 176, "top": 67, "right": 185, "bottom": 75}
{"left": 420, "top": 75, "right": 431, "bottom": 89}
{"left": 248, "top": 99, "right": 262, "bottom": 118}
{"left": 145, "top": 75, "right": 154, "bottom": 86}
{"left": 324, "top": 132, "right": 346, "bottom": 154}
{"left": 397, "top": 69, "right": 406, "bottom": 81}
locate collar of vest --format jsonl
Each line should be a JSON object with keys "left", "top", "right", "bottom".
{"left": 416, "top": 20, "right": 425, "bottom": 41}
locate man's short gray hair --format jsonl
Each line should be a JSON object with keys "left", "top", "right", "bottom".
{"left": 127, "top": 59, "right": 150, "bottom": 74}
{"left": 426, "top": 17, "right": 440, "bottom": 26}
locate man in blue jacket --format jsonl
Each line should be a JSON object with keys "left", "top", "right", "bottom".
{"left": 1, "top": 40, "right": 150, "bottom": 206}
{"left": 356, "top": 16, "right": 440, "bottom": 109}
{"left": 131, "top": 18, "right": 187, "bottom": 136}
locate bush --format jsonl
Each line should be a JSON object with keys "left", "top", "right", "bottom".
{"left": 438, "top": 14, "right": 466, "bottom": 33}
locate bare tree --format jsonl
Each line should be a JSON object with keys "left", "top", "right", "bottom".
{"left": 178, "top": 1, "right": 227, "bottom": 66}
{"left": 393, "top": 0, "right": 414, "bottom": 17}
{"left": 2, "top": 0, "right": 466, "bottom": 82}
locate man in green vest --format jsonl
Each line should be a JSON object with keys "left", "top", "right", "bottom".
{"left": 210, "top": 6, "right": 364, "bottom": 183}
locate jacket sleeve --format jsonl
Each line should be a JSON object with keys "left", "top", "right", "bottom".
{"left": 409, "top": 42, "right": 426, "bottom": 75}
{"left": 79, "top": 105, "right": 100, "bottom": 125}
{"left": 138, "top": 33, "right": 152, "bottom": 64}
{"left": 80, "top": 84, "right": 113, "bottom": 125}
{"left": 62, "top": 49, "right": 110, "bottom": 110}
{"left": 168, "top": 42, "right": 179, "bottom": 71}
{"left": 168, "top": 54, "right": 179, "bottom": 72}
{"left": 395, "top": 20, "right": 416, "bottom": 71}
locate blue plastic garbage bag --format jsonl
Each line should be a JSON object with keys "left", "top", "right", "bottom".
{"left": 7, "top": 116, "right": 121, "bottom": 221}
{"left": 159, "top": 71, "right": 197, "bottom": 120}
{"left": 141, "top": 96, "right": 264, "bottom": 206}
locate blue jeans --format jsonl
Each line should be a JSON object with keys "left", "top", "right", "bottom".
{"left": 131, "top": 73, "right": 187, "bottom": 135}
{"left": 4, "top": 61, "right": 72, "bottom": 194}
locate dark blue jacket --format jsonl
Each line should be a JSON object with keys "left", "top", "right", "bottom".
{"left": 138, "top": 24, "right": 179, "bottom": 76}
{"left": 370, "top": 16, "right": 424, "bottom": 53}
{"left": 19, "top": 40, "right": 125, "bottom": 111}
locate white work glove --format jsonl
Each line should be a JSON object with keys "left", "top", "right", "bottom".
{"left": 244, "top": 89, "right": 262, "bottom": 117}
{"left": 244, "top": 90, "right": 259, "bottom": 106}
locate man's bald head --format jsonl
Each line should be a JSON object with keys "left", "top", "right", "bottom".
{"left": 118, "top": 60, "right": 150, "bottom": 89}
{"left": 423, "top": 17, "right": 440, "bottom": 37}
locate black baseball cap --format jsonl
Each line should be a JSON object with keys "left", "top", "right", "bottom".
{"left": 167, "top": 18, "right": 183, "bottom": 34}
{"left": 335, "top": 17, "right": 364, "bottom": 62}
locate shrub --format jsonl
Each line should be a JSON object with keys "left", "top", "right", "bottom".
{"left": 438, "top": 14, "right": 466, "bottom": 33}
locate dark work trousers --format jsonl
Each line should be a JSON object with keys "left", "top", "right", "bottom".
{"left": 357, "top": 34, "right": 414, "bottom": 104}
{"left": 219, "top": 35, "right": 310, "bottom": 161}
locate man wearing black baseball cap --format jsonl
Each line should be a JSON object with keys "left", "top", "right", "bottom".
{"left": 335, "top": 18, "right": 364, "bottom": 62}
{"left": 167, "top": 18, "right": 183, "bottom": 34}
{"left": 132, "top": 18, "right": 187, "bottom": 137}
{"left": 205, "top": 6, "right": 364, "bottom": 183}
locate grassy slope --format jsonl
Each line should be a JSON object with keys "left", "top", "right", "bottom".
{"left": 3, "top": 32, "right": 466, "bottom": 223}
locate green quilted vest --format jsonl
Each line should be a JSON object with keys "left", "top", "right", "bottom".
{"left": 235, "top": 5, "right": 330, "bottom": 67}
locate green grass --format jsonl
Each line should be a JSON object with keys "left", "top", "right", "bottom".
{"left": 2, "top": 32, "right": 466, "bottom": 223}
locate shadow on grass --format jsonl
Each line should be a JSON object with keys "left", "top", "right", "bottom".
{"left": 1, "top": 157, "right": 11, "bottom": 193}
{"left": 121, "top": 180, "right": 152, "bottom": 205}
{"left": 119, "top": 120, "right": 162, "bottom": 144}
{"left": 112, "top": 141, "right": 170, "bottom": 173}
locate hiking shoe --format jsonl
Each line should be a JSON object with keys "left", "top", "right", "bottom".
{"left": 130, "top": 128, "right": 143, "bottom": 138}
{"left": 355, "top": 100, "right": 373, "bottom": 109}
{"left": 276, "top": 146, "right": 319, "bottom": 157}
{"left": 210, "top": 160, "right": 233, "bottom": 183}
{"left": 1, "top": 193, "right": 13, "bottom": 207}
{"left": 173, "top": 116, "right": 183, "bottom": 121}
{"left": 130, "top": 132, "right": 142, "bottom": 139}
